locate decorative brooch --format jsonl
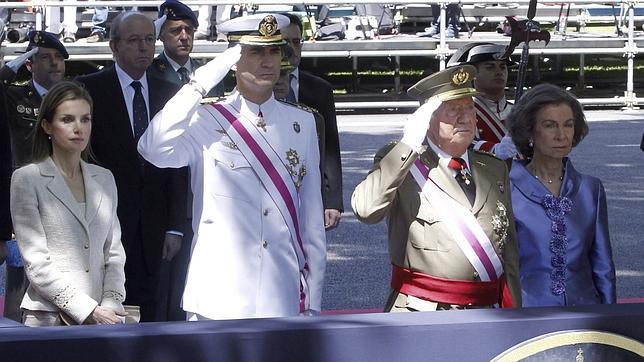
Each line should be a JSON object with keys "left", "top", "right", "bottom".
{"left": 286, "top": 148, "right": 306, "bottom": 190}
{"left": 491, "top": 200, "right": 509, "bottom": 250}
{"left": 542, "top": 194, "right": 573, "bottom": 296}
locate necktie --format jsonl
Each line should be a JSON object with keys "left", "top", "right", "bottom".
{"left": 178, "top": 67, "right": 190, "bottom": 85}
{"left": 448, "top": 157, "right": 476, "bottom": 206}
{"left": 131, "top": 81, "right": 149, "bottom": 141}
{"left": 286, "top": 73, "right": 297, "bottom": 103}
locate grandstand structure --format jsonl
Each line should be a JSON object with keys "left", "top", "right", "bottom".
{"left": 0, "top": 0, "right": 642, "bottom": 109}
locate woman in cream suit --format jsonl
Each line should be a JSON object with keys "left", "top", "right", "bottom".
{"left": 10, "top": 81, "right": 126, "bottom": 326}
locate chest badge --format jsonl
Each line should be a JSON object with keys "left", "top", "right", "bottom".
{"left": 16, "top": 105, "right": 25, "bottom": 113}
{"left": 286, "top": 148, "right": 306, "bottom": 190}
{"left": 293, "top": 121, "right": 300, "bottom": 133}
{"left": 497, "top": 180, "right": 505, "bottom": 193}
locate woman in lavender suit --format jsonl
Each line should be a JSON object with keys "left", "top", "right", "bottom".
{"left": 507, "top": 84, "right": 616, "bottom": 307}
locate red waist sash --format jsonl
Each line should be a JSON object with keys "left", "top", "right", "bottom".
{"left": 391, "top": 264, "right": 514, "bottom": 307}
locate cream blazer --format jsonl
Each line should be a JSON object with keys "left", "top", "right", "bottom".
{"left": 10, "top": 157, "right": 126, "bottom": 324}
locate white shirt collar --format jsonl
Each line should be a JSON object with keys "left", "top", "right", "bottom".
{"left": 32, "top": 80, "right": 48, "bottom": 97}
{"left": 229, "top": 88, "right": 277, "bottom": 118}
{"left": 163, "top": 51, "right": 192, "bottom": 73}
{"left": 115, "top": 63, "right": 148, "bottom": 93}
{"left": 426, "top": 136, "right": 471, "bottom": 175}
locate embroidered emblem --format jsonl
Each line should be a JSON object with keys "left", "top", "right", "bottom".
{"left": 159, "top": 62, "right": 166, "bottom": 71}
{"left": 16, "top": 105, "right": 25, "bottom": 113}
{"left": 259, "top": 15, "right": 278, "bottom": 37}
{"left": 293, "top": 121, "right": 300, "bottom": 133}
{"left": 491, "top": 200, "right": 509, "bottom": 250}
{"left": 27, "top": 90, "right": 33, "bottom": 97}
{"left": 256, "top": 115, "right": 267, "bottom": 132}
{"left": 452, "top": 67, "right": 470, "bottom": 85}
{"left": 33, "top": 32, "right": 42, "bottom": 44}
{"left": 222, "top": 141, "right": 238, "bottom": 150}
{"left": 286, "top": 148, "right": 306, "bottom": 189}
{"left": 25, "top": 107, "right": 32, "bottom": 115}
{"left": 497, "top": 180, "right": 504, "bottom": 193}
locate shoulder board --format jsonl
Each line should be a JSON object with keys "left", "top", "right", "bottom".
{"left": 200, "top": 96, "right": 226, "bottom": 105}
{"left": 471, "top": 148, "right": 501, "bottom": 159}
{"left": 377, "top": 140, "right": 400, "bottom": 156}
{"left": 277, "top": 99, "right": 318, "bottom": 114}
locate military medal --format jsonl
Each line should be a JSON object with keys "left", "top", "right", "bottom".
{"left": 459, "top": 169, "right": 471, "bottom": 185}
{"left": 256, "top": 115, "right": 267, "bottom": 132}
{"left": 491, "top": 201, "right": 509, "bottom": 250}
{"left": 293, "top": 121, "right": 300, "bottom": 133}
{"left": 16, "top": 105, "right": 25, "bottom": 113}
{"left": 286, "top": 148, "right": 306, "bottom": 189}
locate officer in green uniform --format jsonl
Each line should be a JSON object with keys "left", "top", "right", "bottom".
{"left": 0, "top": 30, "right": 68, "bottom": 322}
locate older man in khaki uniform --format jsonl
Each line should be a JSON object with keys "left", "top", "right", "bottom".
{"left": 352, "top": 65, "right": 521, "bottom": 312}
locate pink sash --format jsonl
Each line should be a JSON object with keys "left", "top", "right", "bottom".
{"left": 409, "top": 159, "right": 504, "bottom": 281}
{"left": 207, "top": 103, "right": 310, "bottom": 312}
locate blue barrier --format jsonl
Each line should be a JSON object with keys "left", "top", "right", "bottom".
{"left": 0, "top": 303, "right": 642, "bottom": 361}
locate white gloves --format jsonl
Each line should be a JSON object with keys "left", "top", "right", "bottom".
{"left": 6, "top": 47, "right": 39, "bottom": 73}
{"left": 401, "top": 98, "right": 442, "bottom": 151}
{"left": 494, "top": 135, "right": 518, "bottom": 160}
{"left": 154, "top": 14, "right": 167, "bottom": 39}
{"left": 192, "top": 45, "right": 242, "bottom": 95}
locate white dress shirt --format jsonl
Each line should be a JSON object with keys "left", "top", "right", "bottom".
{"left": 114, "top": 64, "right": 150, "bottom": 136}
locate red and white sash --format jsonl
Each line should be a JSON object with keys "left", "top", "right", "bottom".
{"left": 409, "top": 159, "right": 504, "bottom": 281}
{"left": 473, "top": 97, "right": 507, "bottom": 151}
{"left": 207, "top": 103, "right": 310, "bottom": 312}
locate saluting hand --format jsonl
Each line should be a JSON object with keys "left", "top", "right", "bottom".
{"left": 401, "top": 98, "right": 443, "bottom": 151}
{"left": 192, "top": 44, "right": 242, "bottom": 94}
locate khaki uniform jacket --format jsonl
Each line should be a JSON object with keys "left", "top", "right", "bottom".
{"left": 352, "top": 142, "right": 521, "bottom": 309}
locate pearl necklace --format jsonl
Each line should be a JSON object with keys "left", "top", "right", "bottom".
{"left": 534, "top": 174, "right": 563, "bottom": 184}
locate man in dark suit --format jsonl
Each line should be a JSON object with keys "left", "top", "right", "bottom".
{"left": 148, "top": 0, "right": 223, "bottom": 97}
{"left": 147, "top": 0, "right": 201, "bottom": 321}
{"left": 76, "top": 11, "right": 187, "bottom": 322}
{"left": 281, "top": 13, "right": 344, "bottom": 230}
{"left": 0, "top": 31, "right": 68, "bottom": 322}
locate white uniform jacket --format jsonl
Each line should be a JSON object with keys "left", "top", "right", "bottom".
{"left": 138, "top": 86, "right": 326, "bottom": 320}
{"left": 10, "top": 158, "right": 126, "bottom": 324}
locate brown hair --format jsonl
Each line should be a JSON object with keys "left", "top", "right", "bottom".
{"left": 32, "top": 81, "right": 94, "bottom": 162}
{"left": 508, "top": 83, "right": 588, "bottom": 159}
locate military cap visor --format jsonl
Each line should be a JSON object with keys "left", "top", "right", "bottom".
{"left": 448, "top": 43, "right": 516, "bottom": 67}
{"left": 407, "top": 65, "right": 478, "bottom": 102}
{"left": 158, "top": 0, "right": 198, "bottom": 28}
{"left": 24, "top": 31, "right": 69, "bottom": 59}
{"left": 218, "top": 14, "right": 288, "bottom": 46}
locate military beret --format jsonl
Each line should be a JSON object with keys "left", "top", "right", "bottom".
{"left": 447, "top": 42, "right": 516, "bottom": 67}
{"left": 25, "top": 31, "right": 69, "bottom": 59}
{"left": 218, "top": 13, "right": 288, "bottom": 46}
{"left": 407, "top": 65, "right": 478, "bottom": 102}
{"left": 158, "top": 0, "right": 198, "bottom": 28}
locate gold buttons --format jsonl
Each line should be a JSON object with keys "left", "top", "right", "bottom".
{"left": 84, "top": 243, "right": 89, "bottom": 249}
{"left": 85, "top": 268, "right": 89, "bottom": 273}
{"left": 262, "top": 240, "right": 268, "bottom": 248}
{"left": 263, "top": 209, "right": 269, "bottom": 216}
{"left": 401, "top": 153, "right": 407, "bottom": 161}
{"left": 229, "top": 162, "right": 235, "bottom": 168}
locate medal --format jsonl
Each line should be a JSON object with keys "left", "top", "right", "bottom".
{"left": 256, "top": 116, "right": 267, "bottom": 132}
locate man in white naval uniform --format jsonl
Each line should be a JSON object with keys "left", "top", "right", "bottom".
{"left": 448, "top": 42, "right": 518, "bottom": 160}
{"left": 138, "top": 13, "right": 326, "bottom": 320}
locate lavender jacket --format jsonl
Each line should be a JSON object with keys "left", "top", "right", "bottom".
{"left": 510, "top": 158, "right": 616, "bottom": 307}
